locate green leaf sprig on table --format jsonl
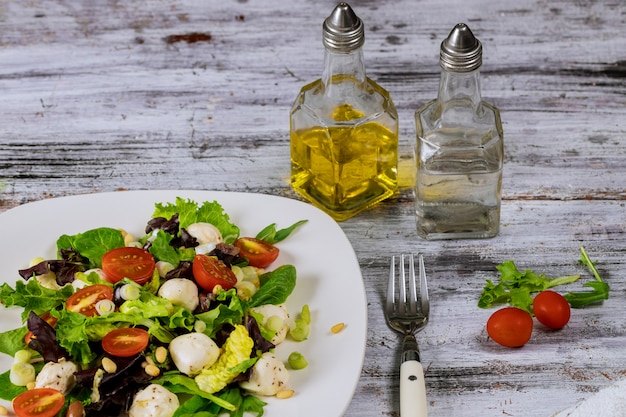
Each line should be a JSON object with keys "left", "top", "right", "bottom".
{"left": 478, "top": 246, "right": 610, "bottom": 313}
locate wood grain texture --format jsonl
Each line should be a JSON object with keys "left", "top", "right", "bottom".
{"left": 0, "top": 0, "right": 625, "bottom": 416}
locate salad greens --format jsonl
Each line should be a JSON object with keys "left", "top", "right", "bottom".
{"left": 478, "top": 246, "right": 610, "bottom": 313}
{"left": 0, "top": 197, "right": 308, "bottom": 417}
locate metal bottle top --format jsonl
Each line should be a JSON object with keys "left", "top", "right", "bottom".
{"left": 440, "top": 23, "right": 482, "bottom": 72}
{"left": 322, "top": 2, "right": 364, "bottom": 52}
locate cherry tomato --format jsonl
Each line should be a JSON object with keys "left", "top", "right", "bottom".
{"left": 102, "top": 327, "right": 149, "bottom": 357}
{"left": 66, "top": 284, "right": 114, "bottom": 317}
{"left": 102, "top": 247, "right": 156, "bottom": 284}
{"left": 13, "top": 387, "right": 65, "bottom": 417}
{"left": 486, "top": 307, "right": 533, "bottom": 348}
{"left": 234, "top": 237, "right": 280, "bottom": 268}
{"left": 533, "top": 290, "right": 571, "bottom": 329}
{"left": 192, "top": 254, "right": 237, "bottom": 291}
{"left": 24, "top": 312, "right": 58, "bottom": 344}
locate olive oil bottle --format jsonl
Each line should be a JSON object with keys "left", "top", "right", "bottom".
{"left": 290, "top": 3, "right": 398, "bottom": 222}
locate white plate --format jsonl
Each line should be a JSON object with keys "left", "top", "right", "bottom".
{"left": 0, "top": 190, "right": 367, "bottom": 417}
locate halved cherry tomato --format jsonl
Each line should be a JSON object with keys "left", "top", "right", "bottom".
{"left": 13, "top": 387, "right": 65, "bottom": 417}
{"left": 24, "top": 312, "right": 58, "bottom": 344}
{"left": 486, "top": 307, "right": 533, "bottom": 348}
{"left": 533, "top": 290, "right": 571, "bottom": 330}
{"left": 102, "top": 247, "right": 156, "bottom": 284}
{"left": 102, "top": 327, "right": 149, "bottom": 357}
{"left": 234, "top": 237, "right": 279, "bottom": 268}
{"left": 66, "top": 284, "right": 114, "bottom": 317}
{"left": 192, "top": 254, "right": 237, "bottom": 291}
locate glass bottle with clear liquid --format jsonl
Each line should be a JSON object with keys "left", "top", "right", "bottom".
{"left": 415, "top": 23, "right": 503, "bottom": 240}
{"left": 290, "top": 3, "right": 398, "bottom": 222}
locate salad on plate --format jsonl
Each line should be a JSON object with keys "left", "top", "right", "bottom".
{"left": 0, "top": 197, "right": 309, "bottom": 417}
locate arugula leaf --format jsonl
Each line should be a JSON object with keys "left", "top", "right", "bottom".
{"left": 255, "top": 220, "right": 308, "bottom": 244}
{"left": 478, "top": 261, "right": 580, "bottom": 312}
{"left": 563, "top": 247, "right": 610, "bottom": 307}
{"left": 153, "top": 198, "right": 240, "bottom": 244}
{"left": 478, "top": 246, "right": 610, "bottom": 312}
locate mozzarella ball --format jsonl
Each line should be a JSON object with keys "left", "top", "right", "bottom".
{"left": 250, "top": 304, "right": 290, "bottom": 345}
{"left": 129, "top": 384, "right": 179, "bottom": 417}
{"left": 168, "top": 333, "right": 220, "bottom": 376}
{"left": 240, "top": 352, "right": 290, "bottom": 396}
{"left": 186, "top": 223, "right": 223, "bottom": 245}
{"left": 158, "top": 278, "right": 199, "bottom": 311}
{"left": 35, "top": 359, "right": 78, "bottom": 394}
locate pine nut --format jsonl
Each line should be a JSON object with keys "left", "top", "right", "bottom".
{"left": 155, "top": 346, "right": 168, "bottom": 364}
{"left": 0, "top": 405, "right": 8, "bottom": 416}
{"left": 101, "top": 357, "right": 117, "bottom": 373}
{"left": 26, "top": 381, "right": 36, "bottom": 390}
{"left": 145, "top": 364, "right": 160, "bottom": 377}
{"left": 331, "top": 322, "right": 345, "bottom": 334}
{"left": 276, "top": 389, "right": 294, "bottom": 399}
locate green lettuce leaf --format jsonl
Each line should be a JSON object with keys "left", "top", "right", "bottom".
{"left": 0, "top": 326, "right": 29, "bottom": 357}
{"left": 57, "top": 227, "right": 125, "bottom": 268}
{"left": 152, "top": 198, "right": 240, "bottom": 244}
{"left": 0, "top": 279, "right": 75, "bottom": 321}
{"left": 195, "top": 289, "right": 244, "bottom": 338}
{"left": 247, "top": 265, "right": 297, "bottom": 308}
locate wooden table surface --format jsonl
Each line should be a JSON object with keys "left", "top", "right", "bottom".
{"left": 1, "top": 0, "right": 625, "bottom": 416}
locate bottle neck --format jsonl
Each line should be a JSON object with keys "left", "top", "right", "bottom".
{"left": 437, "top": 68, "right": 482, "bottom": 110}
{"left": 322, "top": 48, "right": 367, "bottom": 94}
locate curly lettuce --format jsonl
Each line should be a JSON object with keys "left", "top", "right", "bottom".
{"left": 195, "top": 325, "right": 255, "bottom": 394}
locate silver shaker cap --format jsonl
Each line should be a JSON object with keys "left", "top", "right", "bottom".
{"left": 323, "top": 3, "right": 364, "bottom": 52}
{"left": 440, "top": 23, "right": 482, "bottom": 72}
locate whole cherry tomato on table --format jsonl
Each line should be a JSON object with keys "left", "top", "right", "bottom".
{"left": 533, "top": 290, "right": 571, "bottom": 330}
{"left": 486, "top": 307, "right": 533, "bottom": 348}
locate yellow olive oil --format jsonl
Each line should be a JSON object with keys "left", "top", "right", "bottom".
{"left": 290, "top": 117, "right": 398, "bottom": 221}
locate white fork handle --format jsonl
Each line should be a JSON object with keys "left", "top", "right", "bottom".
{"left": 400, "top": 360, "right": 428, "bottom": 416}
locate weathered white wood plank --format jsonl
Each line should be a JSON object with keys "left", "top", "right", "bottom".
{"left": 0, "top": 0, "right": 625, "bottom": 416}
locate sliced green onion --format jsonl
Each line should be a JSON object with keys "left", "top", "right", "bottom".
{"left": 232, "top": 265, "right": 244, "bottom": 281}
{"left": 289, "top": 318, "right": 310, "bottom": 341}
{"left": 235, "top": 280, "right": 258, "bottom": 299}
{"left": 156, "top": 261, "right": 175, "bottom": 278}
{"left": 288, "top": 352, "right": 308, "bottom": 370}
{"left": 10, "top": 362, "right": 35, "bottom": 386}
{"left": 266, "top": 315, "right": 284, "bottom": 333}
{"left": 95, "top": 299, "right": 116, "bottom": 316}
{"left": 241, "top": 266, "right": 260, "bottom": 283}
{"left": 194, "top": 320, "right": 207, "bottom": 333}
{"left": 120, "top": 283, "right": 141, "bottom": 301}
{"left": 301, "top": 304, "right": 311, "bottom": 325}
{"left": 13, "top": 349, "right": 32, "bottom": 364}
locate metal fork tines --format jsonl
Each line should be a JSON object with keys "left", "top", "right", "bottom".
{"left": 385, "top": 254, "right": 430, "bottom": 417}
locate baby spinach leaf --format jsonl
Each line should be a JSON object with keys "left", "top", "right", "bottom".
{"left": 247, "top": 265, "right": 296, "bottom": 308}
{"left": 255, "top": 220, "right": 307, "bottom": 244}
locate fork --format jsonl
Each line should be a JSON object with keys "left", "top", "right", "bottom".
{"left": 385, "top": 254, "right": 430, "bottom": 417}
